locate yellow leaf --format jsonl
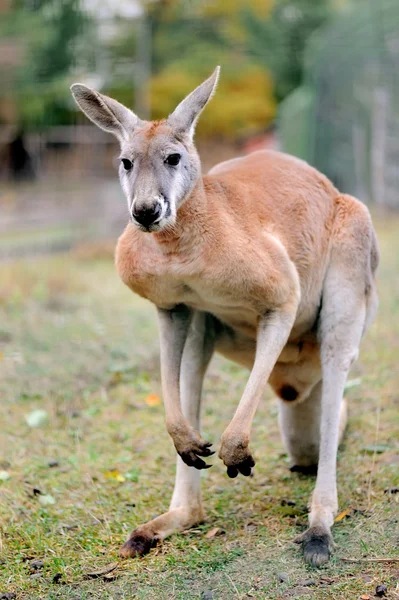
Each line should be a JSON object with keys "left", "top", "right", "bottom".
{"left": 104, "top": 470, "right": 126, "bottom": 483}
{"left": 335, "top": 509, "right": 351, "bottom": 522}
{"left": 205, "top": 527, "right": 225, "bottom": 538}
{"left": 0, "top": 352, "right": 3, "bottom": 361}
{"left": 145, "top": 393, "right": 161, "bottom": 407}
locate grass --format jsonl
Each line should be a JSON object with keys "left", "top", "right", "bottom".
{"left": 0, "top": 214, "right": 398, "bottom": 600}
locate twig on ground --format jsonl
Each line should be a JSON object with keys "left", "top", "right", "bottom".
{"left": 226, "top": 574, "right": 241, "bottom": 598}
{"left": 340, "top": 557, "right": 399, "bottom": 563}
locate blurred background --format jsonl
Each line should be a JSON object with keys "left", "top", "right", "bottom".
{"left": 1, "top": 0, "right": 399, "bottom": 259}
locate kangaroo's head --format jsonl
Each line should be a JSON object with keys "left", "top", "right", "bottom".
{"left": 71, "top": 67, "right": 219, "bottom": 232}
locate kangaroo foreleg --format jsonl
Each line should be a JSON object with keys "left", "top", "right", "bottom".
{"left": 219, "top": 305, "right": 297, "bottom": 477}
{"left": 157, "top": 305, "right": 214, "bottom": 468}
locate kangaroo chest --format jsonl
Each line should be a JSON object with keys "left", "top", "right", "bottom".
{"left": 115, "top": 222, "right": 322, "bottom": 339}
{"left": 116, "top": 230, "right": 281, "bottom": 333}
{"left": 130, "top": 262, "right": 261, "bottom": 330}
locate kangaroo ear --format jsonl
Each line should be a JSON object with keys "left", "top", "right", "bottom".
{"left": 70, "top": 84, "right": 142, "bottom": 142}
{"left": 168, "top": 66, "right": 220, "bottom": 139}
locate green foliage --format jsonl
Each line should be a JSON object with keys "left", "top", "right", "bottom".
{"left": 242, "top": 0, "right": 333, "bottom": 101}
{"left": 1, "top": 0, "right": 340, "bottom": 137}
{"left": 1, "top": 0, "right": 94, "bottom": 129}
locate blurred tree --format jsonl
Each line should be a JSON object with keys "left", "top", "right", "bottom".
{"left": 0, "top": 0, "right": 94, "bottom": 129}
{"left": 80, "top": 0, "right": 337, "bottom": 138}
{"left": 0, "top": 0, "right": 338, "bottom": 143}
{"left": 143, "top": 0, "right": 276, "bottom": 137}
{"left": 242, "top": 0, "right": 333, "bottom": 101}
{"left": 151, "top": 64, "right": 276, "bottom": 139}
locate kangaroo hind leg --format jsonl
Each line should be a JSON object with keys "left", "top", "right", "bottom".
{"left": 296, "top": 196, "right": 377, "bottom": 567}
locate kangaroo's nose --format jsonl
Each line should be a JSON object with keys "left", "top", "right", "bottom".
{"left": 132, "top": 203, "right": 162, "bottom": 228}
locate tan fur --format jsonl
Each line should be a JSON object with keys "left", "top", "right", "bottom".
{"left": 116, "top": 149, "right": 339, "bottom": 404}
{"left": 115, "top": 148, "right": 378, "bottom": 564}
{"left": 117, "top": 150, "right": 333, "bottom": 330}
{"left": 72, "top": 73, "right": 378, "bottom": 566}
{"left": 116, "top": 150, "right": 376, "bottom": 397}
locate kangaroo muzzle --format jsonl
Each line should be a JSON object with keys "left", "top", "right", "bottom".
{"left": 132, "top": 202, "right": 162, "bottom": 229}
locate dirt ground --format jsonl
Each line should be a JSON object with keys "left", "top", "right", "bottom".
{"left": 0, "top": 213, "right": 398, "bottom": 599}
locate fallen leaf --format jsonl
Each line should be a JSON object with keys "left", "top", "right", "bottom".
{"left": 25, "top": 409, "right": 49, "bottom": 428}
{"left": 145, "top": 393, "right": 161, "bottom": 407}
{"left": 205, "top": 527, "right": 225, "bottom": 538}
{"left": 38, "top": 493, "right": 56, "bottom": 506}
{"left": 335, "top": 508, "right": 351, "bottom": 522}
{"left": 0, "top": 471, "right": 10, "bottom": 482}
{"left": 104, "top": 469, "right": 126, "bottom": 483}
{"left": 344, "top": 378, "right": 362, "bottom": 391}
{"left": 124, "top": 470, "right": 139, "bottom": 482}
{"left": 319, "top": 576, "right": 335, "bottom": 584}
{"left": 84, "top": 562, "right": 118, "bottom": 579}
{"left": 360, "top": 595, "right": 370, "bottom": 600}
{"left": 103, "top": 571, "right": 119, "bottom": 581}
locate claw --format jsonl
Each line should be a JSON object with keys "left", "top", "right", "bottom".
{"left": 177, "top": 434, "right": 214, "bottom": 469}
{"left": 295, "top": 527, "right": 332, "bottom": 567}
{"left": 199, "top": 448, "right": 215, "bottom": 457}
{"left": 180, "top": 450, "right": 213, "bottom": 470}
{"left": 120, "top": 530, "right": 158, "bottom": 558}
{"left": 227, "top": 466, "right": 238, "bottom": 478}
{"left": 239, "top": 465, "right": 252, "bottom": 476}
{"left": 224, "top": 454, "right": 255, "bottom": 478}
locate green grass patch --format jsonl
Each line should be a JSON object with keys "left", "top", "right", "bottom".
{"left": 0, "top": 215, "right": 398, "bottom": 599}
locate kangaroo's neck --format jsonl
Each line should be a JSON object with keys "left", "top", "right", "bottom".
{"left": 152, "top": 177, "right": 210, "bottom": 250}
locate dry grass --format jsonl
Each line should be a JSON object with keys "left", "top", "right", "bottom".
{"left": 0, "top": 214, "right": 398, "bottom": 600}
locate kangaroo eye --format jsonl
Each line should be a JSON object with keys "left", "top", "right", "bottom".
{"left": 121, "top": 158, "right": 133, "bottom": 171}
{"left": 165, "top": 153, "right": 181, "bottom": 166}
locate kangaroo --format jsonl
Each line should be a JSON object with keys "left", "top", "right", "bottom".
{"left": 71, "top": 67, "right": 379, "bottom": 567}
